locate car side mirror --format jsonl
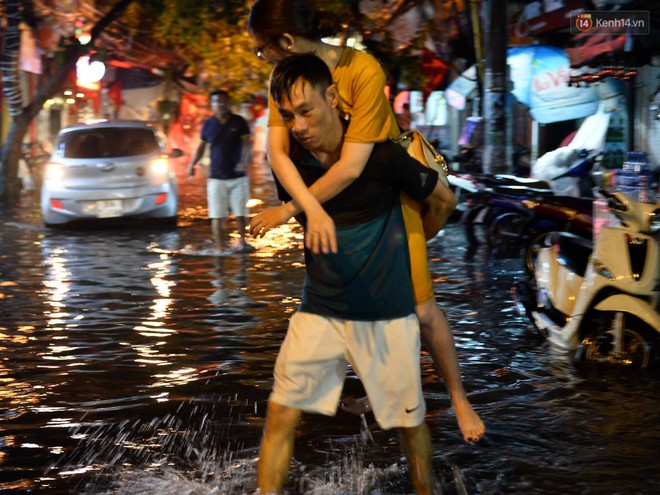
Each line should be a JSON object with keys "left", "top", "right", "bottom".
{"left": 169, "top": 148, "right": 184, "bottom": 158}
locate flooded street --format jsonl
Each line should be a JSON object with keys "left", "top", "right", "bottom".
{"left": 1, "top": 161, "right": 658, "bottom": 494}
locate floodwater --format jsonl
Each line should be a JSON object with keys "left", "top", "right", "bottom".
{"left": 1, "top": 161, "right": 658, "bottom": 495}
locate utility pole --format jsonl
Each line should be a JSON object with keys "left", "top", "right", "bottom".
{"left": 470, "top": 0, "right": 484, "bottom": 99}
{"left": 482, "top": 0, "right": 511, "bottom": 173}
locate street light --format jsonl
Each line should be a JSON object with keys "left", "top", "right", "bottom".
{"left": 76, "top": 56, "right": 106, "bottom": 91}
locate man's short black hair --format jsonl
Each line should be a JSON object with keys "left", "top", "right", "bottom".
{"left": 270, "top": 54, "right": 333, "bottom": 107}
{"left": 210, "top": 89, "right": 230, "bottom": 99}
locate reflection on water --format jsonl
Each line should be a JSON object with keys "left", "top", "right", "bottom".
{"left": 0, "top": 164, "right": 659, "bottom": 494}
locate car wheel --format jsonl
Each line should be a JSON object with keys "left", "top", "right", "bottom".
{"left": 158, "top": 216, "right": 178, "bottom": 228}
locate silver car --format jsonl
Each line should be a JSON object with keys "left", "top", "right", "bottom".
{"left": 41, "top": 121, "right": 182, "bottom": 226}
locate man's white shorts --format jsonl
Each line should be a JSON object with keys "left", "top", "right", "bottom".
{"left": 207, "top": 176, "right": 250, "bottom": 218}
{"left": 270, "top": 311, "right": 425, "bottom": 430}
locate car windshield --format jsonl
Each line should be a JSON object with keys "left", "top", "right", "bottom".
{"left": 60, "top": 128, "right": 160, "bottom": 159}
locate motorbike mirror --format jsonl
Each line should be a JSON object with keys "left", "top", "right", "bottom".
{"left": 608, "top": 195, "right": 627, "bottom": 213}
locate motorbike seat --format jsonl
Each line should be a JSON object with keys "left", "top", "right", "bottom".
{"left": 557, "top": 232, "right": 593, "bottom": 277}
{"left": 494, "top": 174, "right": 552, "bottom": 191}
{"left": 492, "top": 185, "right": 553, "bottom": 197}
{"left": 546, "top": 196, "right": 594, "bottom": 212}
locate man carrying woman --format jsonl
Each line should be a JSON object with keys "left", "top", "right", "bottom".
{"left": 248, "top": 0, "right": 485, "bottom": 445}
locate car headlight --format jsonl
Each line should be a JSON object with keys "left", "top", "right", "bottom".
{"left": 150, "top": 157, "right": 169, "bottom": 175}
{"left": 44, "top": 162, "right": 64, "bottom": 181}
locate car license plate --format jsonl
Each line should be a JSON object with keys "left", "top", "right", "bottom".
{"left": 95, "top": 199, "right": 123, "bottom": 218}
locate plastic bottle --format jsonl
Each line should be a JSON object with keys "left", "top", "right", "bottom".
{"left": 616, "top": 168, "right": 631, "bottom": 199}
{"left": 618, "top": 151, "right": 651, "bottom": 202}
{"left": 637, "top": 157, "right": 651, "bottom": 203}
{"left": 615, "top": 155, "right": 632, "bottom": 199}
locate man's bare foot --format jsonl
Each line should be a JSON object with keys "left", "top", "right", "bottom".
{"left": 454, "top": 398, "right": 485, "bottom": 443}
{"left": 339, "top": 396, "right": 370, "bottom": 415}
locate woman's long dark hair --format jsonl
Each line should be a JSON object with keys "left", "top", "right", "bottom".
{"left": 248, "top": 0, "right": 339, "bottom": 42}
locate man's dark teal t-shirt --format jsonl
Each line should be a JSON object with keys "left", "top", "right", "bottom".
{"left": 276, "top": 140, "right": 438, "bottom": 321}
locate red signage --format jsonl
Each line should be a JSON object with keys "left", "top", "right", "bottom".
{"left": 518, "top": 0, "right": 587, "bottom": 36}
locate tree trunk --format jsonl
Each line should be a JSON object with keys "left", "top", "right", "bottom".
{"left": 0, "top": 0, "right": 23, "bottom": 205}
{"left": 0, "top": 0, "right": 136, "bottom": 206}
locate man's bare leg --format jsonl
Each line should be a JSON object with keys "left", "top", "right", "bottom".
{"left": 236, "top": 216, "right": 255, "bottom": 252}
{"left": 399, "top": 422, "right": 434, "bottom": 495}
{"left": 257, "top": 401, "right": 302, "bottom": 494}
{"left": 416, "top": 298, "right": 485, "bottom": 443}
{"left": 211, "top": 217, "right": 228, "bottom": 251}
{"left": 236, "top": 216, "right": 247, "bottom": 245}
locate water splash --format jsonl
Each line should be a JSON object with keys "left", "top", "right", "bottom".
{"left": 73, "top": 437, "right": 423, "bottom": 495}
{"left": 56, "top": 397, "right": 426, "bottom": 495}
{"left": 360, "top": 414, "right": 374, "bottom": 444}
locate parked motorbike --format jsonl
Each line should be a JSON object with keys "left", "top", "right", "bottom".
{"left": 519, "top": 153, "right": 602, "bottom": 273}
{"left": 513, "top": 189, "right": 660, "bottom": 368}
{"left": 461, "top": 174, "right": 553, "bottom": 246}
{"left": 521, "top": 195, "right": 593, "bottom": 274}
{"left": 446, "top": 173, "right": 480, "bottom": 222}
{"left": 462, "top": 150, "right": 601, "bottom": 275}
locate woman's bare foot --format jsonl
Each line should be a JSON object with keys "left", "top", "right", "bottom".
{"left": 454, "top": 398, "right": 485, "bottom": 443}
{"left": 339, "top": 396, "right": 371, "bottom": 415}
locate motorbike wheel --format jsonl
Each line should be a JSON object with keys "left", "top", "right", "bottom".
{"left": 487, "top": 212, "right": 526, "bottom": 247}
{"left": 524, "top": 230, "right": 559, "bottom": 275}
{"left": 463, "top": 205, "right": 492, "bottom": 246}
{"left": 576, "top": 313, "right": 657, "bottom": 368}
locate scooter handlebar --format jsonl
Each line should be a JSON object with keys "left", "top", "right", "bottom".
{"left": 599, "top": 188, "right": 628, "bottom": 214}
{"left": 552, "top": 151, "right": 600, "bottom": 181}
